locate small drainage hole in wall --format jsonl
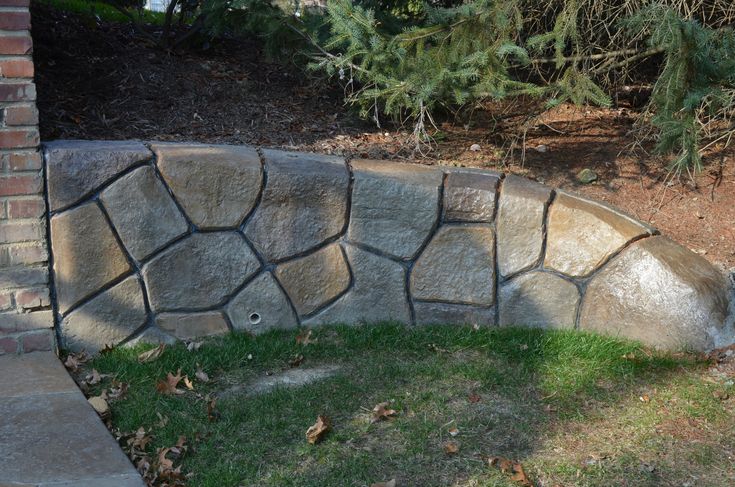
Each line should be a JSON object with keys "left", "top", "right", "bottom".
{"left": 249, "top": 312, "right": 261, "bottom": 325}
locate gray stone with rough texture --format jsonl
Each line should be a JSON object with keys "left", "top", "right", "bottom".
{"left": 156, "top": 311, "right": 229, "bottom": 340}
{"left": 348, "top": 159, "right": 443, "bottom": 260}
{"left": 414, "top": 302, "right": 495, "bottom": 326}
{"left": 51, "top": 202, "right": 131, "bottom": 314}
{"left": 411, "top": 225, "right": 495, "bottom": 306}
{"left": 153, "top": 143, "right": 262, "bottom": 229}
{"left": 244, "top": 150, "right": 348, "bottom": 261}
{"left": 544, "top": 191, "right": 653, "bottom": 277}
{"left": 100, "top": 166, "right": 188, "bottom": 261}
{"left": 304, "top": 244, "right": 410, "bottom": 326}
{"left": 45, "top": 140, "right": 152, "bottom": 211}
{"left": 227, "top": 272, "right": 299, "bottom": 333}
{"left": 443, "top": 169, "right": 500, "bottom": 222}
{"left": 0, "top": 353, "right": 144, "bottom": 486}
{"left": 275, "top": 243, "right": 351, "bottom": 316}
{"left": 143, "top": 232, "right": 260, "bottom": 311}
{"left": 221, "top": 365, "right": 342, "bottom": 398}
{"left": 580, "top": 236, "right": 729, "bottom": 351}
{"left": 496, "top": 175, "right": 551, "bottom": 277}
{"left": 60, "top": 276, "right": 147, "bottom": 353}
{"left": 499, "top": 271, "right": 579, "bottom": 329}
{"left": 124, "top": 327, "right": 178, "bottom": 347}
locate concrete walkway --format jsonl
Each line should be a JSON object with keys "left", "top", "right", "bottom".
{"left": 0, "top": 352, "right": 144, "bottom": 487}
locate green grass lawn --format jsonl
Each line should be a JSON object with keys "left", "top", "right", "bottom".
{"left": 78, "top": 324, "right": 735, "bottom": 486}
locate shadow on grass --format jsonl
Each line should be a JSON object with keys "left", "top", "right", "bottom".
{"left": 86, "top": 324, "right": 733, "bottom": 487}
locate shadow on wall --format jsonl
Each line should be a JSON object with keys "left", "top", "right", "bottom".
{"left": 42, "top": 140, "right": 734, "bottom": 354}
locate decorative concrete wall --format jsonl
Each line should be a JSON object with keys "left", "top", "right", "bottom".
{"left": 44, "top": 141, "right": 731, "bottom": 352}
{"left": 0, "top": 0, "right": 54, "bottom": 355}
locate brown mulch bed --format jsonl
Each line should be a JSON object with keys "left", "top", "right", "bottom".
{"left": 32, "top": 2, "right": 735, "bottom": 271}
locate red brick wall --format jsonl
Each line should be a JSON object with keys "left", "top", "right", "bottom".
{"left": 0, "top": 0, "right": 54, "bottom": 354}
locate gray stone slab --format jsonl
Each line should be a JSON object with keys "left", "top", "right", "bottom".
{"left": 347, "top": 159, "right": 443, "bottom": 260}
{"left": 0, "top": 352, "right": 77, "bottom": 399}
{"left": 142, "top": 231, "right": 260, "bottom": 311}
{"left": 123, "top": 326, "right": 178, "bottom": 347}
{"left": 0, "top": 352, "right": 142, "bottom": 485}
{"left": 443, "top": 169, "right": 500, "bottom": 222}
{"left": 414, "top": 301, "right": 495, "bottom": 326}
{"left": 60, "top": 276, "right": 147, "bottom": 353}
{"left": 496, "top": 175, "right": 551, "bottom": 278}
{"left": 244, "top": 149, "right": 349, "bottom": 261}
{"left": 100, "top": 166, "right": 188, "bottom": 261}
{"left": 499, "top": 271, "right": 580, "bottom": 329}
{"left": 156, "top": 311, "right": 230, "bottom": 340}
{"left": 51, "top": 202, "right": 131, "bottom": 314}
{"left": 153, "top": 143, "right": 262, "bottom": 229}
{"left": 304, "top": 244, "right": 411, "bottom": 326}
{"left": 580, "top": 236, "right": 730, "bottom": 351}
{"left": 226, "top": 272, "right": 299, "bottom": 333}
{"left": 410, "top": 224, "right": 495, "bottom": 306}
{"left": 45, "top": 140, "right": 152, "bottom": 211}
{"left": 275, "top": 243, "right": 351, "bottom": 316}
{"left": 544, "top": 191, "right": 653, "bottom": 277}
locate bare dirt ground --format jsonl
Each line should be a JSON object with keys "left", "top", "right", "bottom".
{"left": 32, "top": 2, "right": 735, "bottom": 271}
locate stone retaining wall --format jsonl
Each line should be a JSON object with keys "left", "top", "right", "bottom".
{"left": 44, "top": 140, "right": 732, "bottom": 352}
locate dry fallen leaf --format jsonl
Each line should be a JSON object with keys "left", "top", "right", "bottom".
{"left": 468, "top": 393, "right": 481, "bottom": 403}
{"left": 183, "top": 376, "right": 195, "bottom": 391}
{"left": 85, "top": 368, "right": 112, "bottom": 385}
{"left": 63, "top": 351, "right": 89, "bottom": 372}
{"left": 155, "top": 369, "right": 186, "bottom": 395}
{"left": 289, "top": 354, "right": 305, "bottom": 368}
{"left": 640, "top": 394, "right": 651, "bottom": 403}
{"left": 207, "top": 396, "right": 220, "bottom": 422}
{"left": 371, "top": 480, "right": 396, "bottom": 487}
{"left": 371, "top": 401, "right": 398, "bottom": 423}
{"left": 108, "top": 380, "right": 129, "bottom": 400}
{"left": 138, "top": 344, "right": 165, "bottom": 363}
{"left": 713, "top": 389, "right": 730, "bottom": 401}
{"left": 88, "top": 395, "right": 110, "bottom": 419}
{"left": 296, "top": 329, "right": 316, "bottom": 345}
{"left": 443, "top": 441, "right": 459, "bottom": 454}
{"left": 489, "top": 457, "right": 533, "bottom": 486}
{"left": 448, "top": 427, "right": 459, "bottom": 437}
{"left": 186, "top": 340, "right": 204, "bottom": 352}
{"left": 306, "top": 415, "right": 331, "bottom": 444}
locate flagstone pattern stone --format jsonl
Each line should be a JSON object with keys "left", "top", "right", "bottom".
{"left": 45, "top": 142, "right": 732, "bottom": 352}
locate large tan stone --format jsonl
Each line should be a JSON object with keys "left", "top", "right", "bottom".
{"left": 45, "top": 140, "right": 152, "bottom": 211}
{"left": 410, "top": 225, "right": 495, "bottom": 306}
{"left": 414, "top": 301, "right": 495, "bottom": 327}
{"left": 244, "top": 149, "right": 349, "bottom": 261}
{"left": 544, "top": 191, "right": 653, "bottom": 277}
{"left": 153, "top": 143, "right": 262, "bottom": 229}
{"left": 142, "top": 232, "right": 260, "bottom": 311}
{"left": 496, "top": 176, "right": 551, "bottom": 278}
{"left": 275, "top": 243, "right": 351, "bottom": 316}
{"left": 51, "top": 202, "right": 131, "bottom": 314}
{"left": 499, "top": 271, "right": 579, "bottom": 329}
{"left": 304, "top": 244, "right": 410, "bottom": 326}
{"left": 443, "top": 169, "right": 500, "bottom": 222}
{"left": 100, "top": 166, "right": 188, "bottom": 261}
{"left": 156, "top": 311, "right": 229, "bottom": 340}
{"left": 347, "top": 159, "right": 443, "bottom": 260}
{"left": 226, "top": 272, "right": 299, "bottom": 333}
{"left": 60, "top": 276, "right": 147, "bottom": 353}
{"left": 579, "top": 236, "right": 729, "bottom": 351}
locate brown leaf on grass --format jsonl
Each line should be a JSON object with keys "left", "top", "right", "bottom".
{"left": 127, "top": 427, "right": 152, "bottom": 454}
{"left": 640, "top": 394, "right": 651, "bottom": 403}
{"left": 713, "top": 389, "right": 730, "bottom": 401}
{"left": 138, "top": 344, "right": 165, "bottom": 363}
{"left": 371, "top": 401, "right": 398, "bottom": 423}
{"left": 88, "top": 395, "right": 110, "bottom": 419}
{"left": 108, "top": 380, "right": 129, "bottom": 400}
{"left": 448, "top": 427, "right": 459, "bottom": 437}
{"left": 306, "top": 415, "right": 331, "bottom": 444}
{"left": 296, "top": 329, "right": 316, "bottom": 345}
{"left": 443, "top": 441, "right": 459, "bottom": 454}
{"left": 63, "top": 351, "right": 89, "bottom": 372}
{"left": 195, "top": 366, "right": 210, "bottom": 382}
{"left": 156, "top": 369, "right": 185, "bottom": 395}
{"left": 489, "top": 457, "right": 533, "bottom": 487}
{"left": 289, "top": 354, "right": 305, "bottom": 368}
{"left": 468, "top": 393, "right": 481, "bottom": 403}
{"left": 183, "top": 376, "right": 195, "bottom": 391}
{"left": 187, "top": 340, "right": 203, "bottom": 352}
{"left": 371, "top": 480, "right": 396, "bottom": 487}
{"left": 207, "top": 396, "right": 220, "bottom": 422}
{"left": 85, "top": 368, "right": 112, "bottom": 385}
